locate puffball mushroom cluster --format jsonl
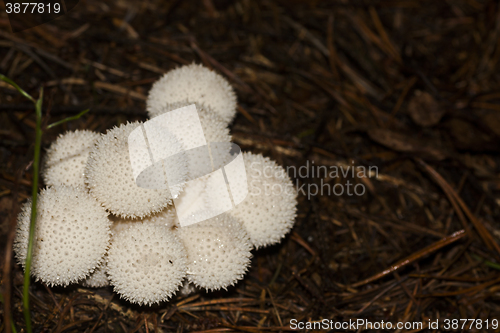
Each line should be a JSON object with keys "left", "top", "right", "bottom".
{"left": 14, "top": 63, "right": 298, "bottom": 306}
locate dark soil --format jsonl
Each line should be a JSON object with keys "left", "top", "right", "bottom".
{"left": 1, "top": 0, "right": 500, "bottom": 332}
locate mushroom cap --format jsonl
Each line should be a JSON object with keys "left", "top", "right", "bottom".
{"left": 177, "top": 214, "right": 252, "bottom": 291}
{"left": 82, "top": 262, "right": 109, "bottom": 288}
{"left": 85, "top": 122, "right": 187, "bottom": 219}
{"left": 14, "top": 186, "right": 111, "bottom": 287}
{"left": 43, "top": 130, "right": 100, "bottom": 187}
{"left": 107, "top": 223, "right": 187, "bottom": 306}
{"left": 229, "top": 152, "right": 297, "bottom": 248}
{"left": 147, "top": 64, "right": 237, "bottom": 124}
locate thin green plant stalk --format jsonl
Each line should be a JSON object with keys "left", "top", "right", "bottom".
{"left": 1, "top": 74, "right": 90, "bottom": 333}
{"left": 472, "top": 254, "right": 500, "bottom": 270}
{"left": 22, "top": 87, "right": 43, "bottom": 333}
{"left": 47, "top": 108, "right": 89, "bottom": 129}
{"left": 0, "top": 75, "right": 35, "bottom": 103}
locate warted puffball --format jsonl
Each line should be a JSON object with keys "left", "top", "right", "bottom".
{"left": 147, "top": 64, "right": 237, "bottom": 124}
{"left": 43, "top": 130, "right": 100, "bottom": 187}
{"left": 229, "top": 152, "right": 297, "bottom": 248}
{"left": 84, "top": 208, "right": 179, "bottom": 288}
{"left": 107, "top": 223, "right": 187, "bottom": 305}
{"left": 85, "top": 122, "right": 186, "bottom": 219}
{"left": 177, "top": 213, "right": 252, "bottom": 291}
{"left": 14, "top": 186, "right": 111, "bottom": 287}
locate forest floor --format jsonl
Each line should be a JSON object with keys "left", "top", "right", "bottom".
{"left": 1, "top": 0, "right": 500, "bottom": 332}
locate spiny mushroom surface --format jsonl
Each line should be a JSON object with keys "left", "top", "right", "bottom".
{"left": 14, "top": 186, "right": 111, "bottom": 287}
{"left": 85, "top": 122, "right": 187, "bottom": 219}
{"left": 177, "top": 213, "right": 252, "bottom": 291}
{"left": 147, "top": 64, "right": 237, "bottom": 124}
{"left": 43, "top": 130, "right": 100, "bottom": 187}
{"left": 107, "top": 223, "right": 187, "bottom": 306}
{"left": 86, "top": 208, "right": 179, "bottom": 288}
{"left": 228, "top": 152, "right": 297, "bottom": 248}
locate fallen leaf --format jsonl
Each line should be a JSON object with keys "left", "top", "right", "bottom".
{"left": 407, "top": 90, "right": 446, "bottom": 127}
{"left": 367, "top": 128, "right": 447, "bottom": 160}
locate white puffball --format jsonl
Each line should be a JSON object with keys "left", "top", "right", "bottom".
{"left": 107, "top": 223, "right": 187, "bottom": 306}
{"left": 178, "top": 214, "right": 252, "bottom": 291}
{"left": 43, "top": 130, "right": 100, "bottom": 187}
{"left": 147, "top": 64, "right": 237, "bottom": 124}
{"left": 229, "top": 152, "right": 297, "bottom": 248}
{"left": 85, "top": 122, "right": 186, "bottom": 219}
{"left": 14, "top": 186, "right": 111, "bottom": 287}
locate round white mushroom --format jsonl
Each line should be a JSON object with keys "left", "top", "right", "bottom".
{"left": 107, "top": 223, "right": 187, "bottom": 306}
{"left": 228, "top": 152, "right": 298, "bottom": 248}
{"left": 85, "top": 122, "right": 187, "bottom": 219}
{"left": 177, "top": 213, "right": 252, "bottom": 291}
{"left": 14, "top": 186, "right": 111, "bottom": 287}
{"left": 147, "top": 64, "right": 237, "bottom": 124}
{"left": 43, "top": 130, "right": 100, "bottom": 187}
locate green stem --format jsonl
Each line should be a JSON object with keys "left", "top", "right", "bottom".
{"left": 0, "top": 74, "right": 35, "bottom": 103}
{"left": 22, "top": 87, "right": 43, "bottom": 333}
{"left": 472, "top": 254, "right": 500, "bottom": 270}
{"left": 47, "top": 109, "right": 89, "bottom": 129}
{"left": 1, "top": 75, "right": 88, "bottom": 332}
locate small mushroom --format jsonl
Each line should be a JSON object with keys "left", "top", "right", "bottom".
{"left": 107, "top": 223, "right": 187, "bottom": 306}
{"left": 85, "top": 122, "right": 187, "bottom": 219}
{"left": 177, "top": 213, "right": 252, "bottom": 291}
{"left": 229, "top": 152, "right": 298, "bottom": 248}
{"left": 147, "top": 63, "right": 237, "bottom": 124}
{"left": 43, "top": 130, "right": 100, "bottom": 187}
{"left": 14, "top": 186, "right": 111, "bottom": 287}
